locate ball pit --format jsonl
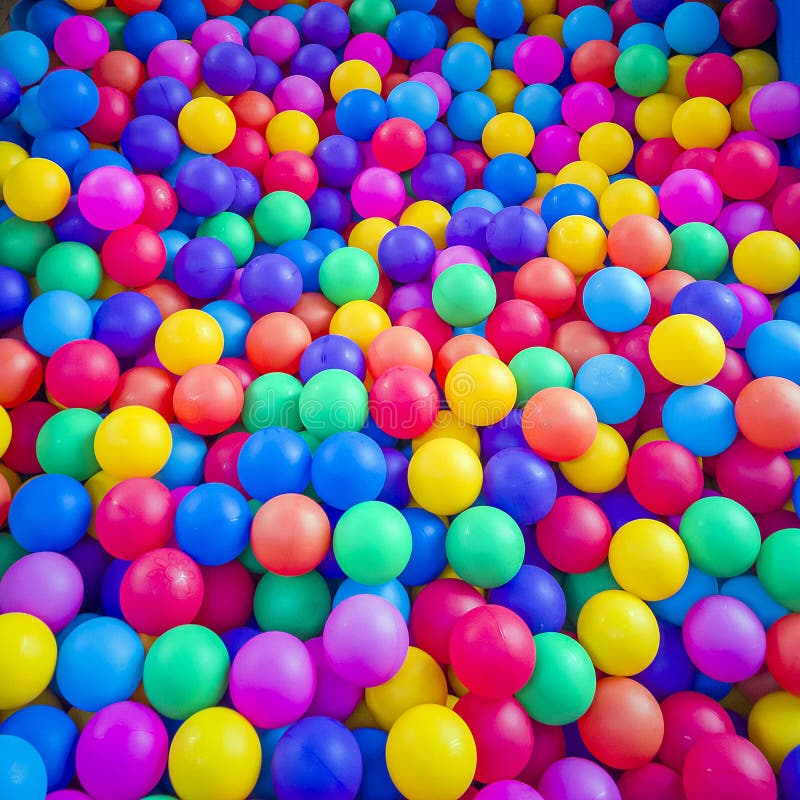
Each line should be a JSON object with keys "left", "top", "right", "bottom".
{"left": 0, "top": 0, "right": 800, "bottom": 798}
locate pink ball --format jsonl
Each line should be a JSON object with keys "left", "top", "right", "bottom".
{"left": 562, "top": 83, "right": 615, "bottom": 133}
{"left": 515, "top": 721, "right": 565, "bottom": 787}
{"left": 47, "top": 792, "right": 92, "bottom": 800}
{"left": 773, "top": 182, "right": 800, "bottom": 243}
{"left": 671, "top": 147, "right": 718, "bottom": 176}
{"left": 411, "top": 49, "right": 445, "bottom": 77}
{"left": 193, "top": 561, "right": 254, "bottom": 634}
{"left": 725, "top": 283, "right": 773, "bottom": 349}
{"left": 750, "top": 81, "right": 800, "bottom": 141}
{"left": 485, "top": 299, "right": 551, "bottom": 362}
{"left": 475, "top": 781, "right": 544, "bottom": 800}
{"left": 707, "top": 348, "right": 753, "bottom": 402}
{"left": 370, "top": 365, "right": 439, "bottom": 438}
{"left": 0, "top": 551, "right": 83, "bottom": 633}
{"left": 305, "top": 636, "right": 363, "bottom": 721}
{"left": 616, "top": 326, "right": 674, "bottom": 394}
{"left": 273, "top": 75, "right": 325, "bottom": 118}
{"left": 713, "top": 141, "right": 778, "bottom": 201}
{"left": 78, "top": 167, "right": 145, "bottom": 231}
{"left": 532, "top": 125, "right": 581, "bottom": 173}
{"left": 431, "top": 245, "right": 491, "bottom": 281}
{"left": 714, "top": 201, "right": 774, "bottom": 252}
{"left": 617, "top": 763, "right": 685, "bottom": 800}
{"left": 634, "top": 138, "right": 684, "bottom": 186}
{"left": 230, "top": 631, "right": 316, "bottom": 729}
{"left": 658, "top": 169, "right": 723, "bottom": 226}
{"left": 611, "top": 89, "right": 640, "bottom": 133}
{"left": 351, "top": 167, "right": 407, "bottom": 219}
{"left": 250, "top": 16, "right": 301, "bottom": 64}
{"left": 75, "top": 701, "right": 168, "bottom": 800}
{"left": 724, "top": 130, "right": 781, "bottom": 164}
{"left": 146, "top": 41, "right": 202, "bottom": 89}
{"left": 513, "top": 36, "right": 565, "bottom": 86}
{"left": 414, "top": 71, "right": 451, "bottom": 116}
{"left": 191, "top": 19, "right": 243, "bottom": 58}
{"left": 685, "top": 53, "right": 743, "bottom": 106}
{"left": 344, "top": 33, "right": 393, "bottom": 77}
{"left": 720, "top": 0, "right": 778, "bottom": 48}
{"left": 54, "top": 15, "right": 109, "bottom": 70}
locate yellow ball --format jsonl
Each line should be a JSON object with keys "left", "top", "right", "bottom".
{"left": 555, "top": 161, "right": 610, "bottom": 200}
{"left": 84, "top": 470, "right": 121, "bottom": 538}
{"left": 672, "top": 97, "right": 731, "bottom": 149}
{"left": 633, "top": 427, "right": 670, "bottom": 452}
{"left": 448, "top": 27, "right": 494, "bottom": 58}
{"left": 522, "top": 0, "right": 557, "bottom": 19}
{"left": 408, "top": 438, "right": 483, "bottom": 516}
{"left": 730, "top": 85, "right": 760, "bottom": 132}
{"left": 455, "top": 0, "right": 478, "bottom": 17}
{"left": 0, "top": 142, "right": 27, "bottom": 190}
{"left": 482, "top": 112, "right": 535, "bottom": 158}
{"left": 649, "top": 314, "right": 726, "bottom": 386}
{"left": 533, "top": 172, "right": 556, "bottom": 198}
{"left": 560, "top": 423, "right": 629, "bottom": 494}
{"left": 609, "top": 519, "right": 690, "bottom": 601}
{"left": 94, "top": 406, "right": 172, "bottom": 480}
{"left": 481, "top": 70, "right": 524, "bottom": 114}
{"left": 366, "top": 647, "right": 449, "bottom": 730}
{"left": 266, "top": 110, "right": 320, "bottom": 156}
{"left": 0, "top": 406, "right": 10, "bottom": 459}
{"left": 634, "top": 93, "right": 682, "bottom": 141}
{"left": 3, "top": 157, "right": 70, "bottom": 222}
{"left": 444, "top": 354, "right": 516, "bottom": 427}
{"left": 0, "top": 612, "right": 57, "bottom": 710}
{"left": 155, "top": 309, "right": 224, "bottom": 375}
{"left": 169, "top": 707, "right": 261, "bottom": 800}
{"left": 65, "top": 0, "right": 104, "bottom": 8}
{"left": 599, "top": 179, "right": 659, "bottom": 229}
{"left": 177, "top": 97, "right": 236, "bottom": 154}
{"left": 412, "top": 410, "right": 481, "bottom": 455}
{"left": 330, "top": 300, "right": 391, "bottom": 353}
{"left": 748, "top": 691, "right": 800, "bottom": 771}
{"left": 733, "top": 230, "right": 800, "bottom": 295}
{"left": 330, "top": 60, "right": 382, "bottom": 102}
{"left": 734, "top": 49, "right": 779, "bottom": 88}
{"left": 579, "top": 123, "right": 634, "bottom": 176}
{"left": 663, "top": 55, "right": 695, "bottom": 101}
{"left": 349, "top": 217, "right": 395, "bottom": 263}
{"left": 577, "top": 590, "right": 660, "bottom": 676}
{"left": 447, "top": 664, "right": 469, "bottom": 697}
{"left": 400, "top": 201, "right": 451, "bottom": 249}
{"left": 386, "top": 704, "right": 477, "bottom": 800}
{"left": 528, "top": 14, "right": 565, "bottom": 46}
{"left": 547, "top": 215, "right": 608, "bottom": 277}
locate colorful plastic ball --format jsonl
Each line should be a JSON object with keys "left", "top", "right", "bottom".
{"left": 93, "top": 293, "right": 161, "bottom": 360}
{"left": 0, "top": 273, "right": 23, "bottom": 335}
{"left": 750, "top": 82, "right": 800, "bottom": 141}
{"left": 662, "top": 385, "right": 736, "bottom": 457}
{"left": 300, "top": 335, "right": 366, "bottom": 384}
{"left": 430, "top": 263, "right": 494, "bottom": 329}
{"left": 0, "top": 734, "right": 47, "bottom": 800}
{"left": 0, "top": 30, "right": 49, "bottom": 87}
{"left": 540, "top": 184, "right": 598, "bottom": 229}
{"left": 521, "top": 387, "right": 598, "bottom": 463}
{"left": 253, "top": 191, "right": 311, "bottom": 248}
{"left": 77, "top": 166, "right": 145, "bottom": 231}
{"left": 574, "top": 354, "right": 645, "bottom": 425}
{"left": 513, "top": 257, "right": 576, "bottom": 320}
{"left": 370, "top": 366, "right": 439, "bottom": 439}
{"left": 537, "top": 758, "right": 620, "bottom": 800}
{"left": 672, "top": 97, "right": 731, "bottom": 150}
{"left": 100, "top": 224, "right": 167, "bottom": 288}
{"left": 735, "top": 376, "right": 800, "bottom": 452}
{"left": 168, "top": 707, "right": 261, "bottom": 800}
{"left": 712, "top": 141, "right": 778, "bottom": 202}
{"left": 546, "top": 215, "right": 607, "bottom": 277}
{"left": 3, "top": 157, "right": 71, "bottom": 223}
{"left": 0, "top": 612, "right": 56, "bottom": 711}
{"left": 235, "top": 425, "right": 309, "bottom": 498}
{"left": 766, "top": 614, "right": 800, "bottom": 696}
{"left": 513, "top": 35, "right": 564, "bottom": 86}
{"left": 155, "top": 308, "right": 225, "bottom": 376}
{"left": 757, "top": 528, "right": 800, "bottom": 612}
{"left": 441, "top": 42, "right": 491, "bottom": 93}
{"left": 733, "top": 231, "right": 800, "bottom": 296}
{"left": 581, "top": 268, "right": 650, "bottom": 334}
{"left": 662, "top": 1, "right": 718, "bottom": 55}
{"left": 176, "top": 97, "right": 236, "bottom": 155}
{"left": 443, "top": 353, "right": 515, "bottom": 428}
{"left": 614, "top": 44, "right": 668, "bottom": 97}
{"left": 649, "top": 314, "right": 725, "bottom": 386}
{"left": 483, "top": 448, "right": 556, "bottom": 526}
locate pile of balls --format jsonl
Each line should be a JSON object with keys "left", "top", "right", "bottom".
{"left": 1, "top": 0, "right": 800, "bottom": 798}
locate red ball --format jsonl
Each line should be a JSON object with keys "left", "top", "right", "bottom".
{"left": 720, "top": 0, "right": 777, "bottom": 48}
{"left": 80, "top": 86, "right": 134, "bottom": 144}
{"left": 395, "top": 307, "right": 452, "bottom": 358}
{"left": 485, "top": 299, "right": 551, "bottom": 363}
{"left": 536, "top": 495, "right": 612, "bottom": 574}
{"left": 409, "top": 578, "right": 486, "bottom": 664}
{"left": 262, "top": 151, "right": 319, "bottom": 199}
{"left": 372, "top": 118, "right": 427, "bottom": 172}
{"left": 114, "top": 0, "right": 160, "bottom": 12}
{"left": 229, "top": 90, "right": 276, "bottom": 133}
{"left": 173, "top": 364, "right": 244, "bottom": 436}
{"left": 685, "top": 54, "right": 743, "bottom": 106}
{"left": 92, "top": 51, "right": 147, "bottom": 99}
{"left": 120, "top": 547, "right": 204, "bottom": 636}
{"left": 369, "top": 365, "right": 439, "bottom": 438}
{"left": 772, "top": 183, "right": 800, "bottom": 243}
{"left": 765, "top": 613, "right": 800, "bottom": 695}
{"left": 192, "top": 560, "right": 255, "bottom": 634}
{"left": 96, "top": 478, "right": 175, "bottom": 561}
{"left": 449, "top": 605, "right": 536, "bottom": 698}
{"left": 3, "top": 402, "right": 57, "bottom": 475}
{"left": 110, "top": 366, "right": 176, "bottom": 422}
{"left": 615, "top": 326, "right": 674, "bottom": 395}
{"left": 203, "top": 431, "right": 249, "bottom": 495}
{"left": 571, "top": 40, "right": 620, "bottom": 88}
{"left": 713, "top": 141, "right": 778, "bottom": 201}
{"left": 0, "top": 339, "right": 43, "bottom": 408}
{"left": 626, "top": 440, "right": 703, "bottom": 516}
{"left": 245, "top": 312, "right": 311, "bottom": 374}
{"left": 635, "top": 139, "right": 684, "bottom": 186}
{"left": 45, "top": 340, "right": 119, "bottom": 409}
{"left": 136, "top": 175, "right": 178, "bottom": 231}
{"left": 101, "top": 224, "right": 167, "bottom": 287}
{"left": 513, "top": 257, "right": 577, "bottom": 320}
{"left": 203, "top": 0, "right": 244, "bottom": 15}
{"left": 218, "top": 128, "right": 270, "bottom": 177}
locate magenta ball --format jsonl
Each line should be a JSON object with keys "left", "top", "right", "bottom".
{"left": 0, "top": 551, "right": 83, "bottom": 633}
{"left": 229, "top": 631, "right": 316, "bottom": 729}
{"left": 344, "top": 33, "right": 393, "bottom": 77}
{"left": 658, "top": 169, "right": 723, "bottom": 226}
{"left": 146, "top": 40, "right": 202, "bottom": 88}
{"left": 249, "top": 16, "right": 301, "bottom": 64}
{"left": 537, "top": 757, "right": 621, "bottom": 800}
{"left": 714, "top": 201, "right": 774, "bottom": 251}
{"left": 532, "top": 125, "right": 581, "bottom": 174}
{"left": 476, "top": 780, "right": 544, "bottom": 800}
{"left": 190, "top": 19, "right": 243, "bottom": 58}
{"left": 414, "top": 71, "right": 452, "bottom": 116}
{"left": 561, "top": 83, "right": 615, "bottom": 133}
{"left": 304, "top": 636, "right": 363, "bottom": 721}
{"left": 749, "top": 82, "right": 800, "bottom": 141}
{"left": 431, "top": 245, "right": 491, "bottom": 282}
{"left": 75, "top": 701, "right": 168, "bottom": 800}
{"left": 513, "top": 36, "right": 564, "bottom": 85}
{"left": 273, "top": 75, "right": 325, "bottom": 118}
{"left": 54, "top": 15, "right": 110, "bottom": 69}
{"left": 78, "top": 167, "right": 145, "bottom": 231}
{"left": 322, "top": 594, "right": 409, "bottom": 688}
{"left": 612, "top": 89, "right": 641, "bottom": 132}
{"left": 725, "top": 283, "right": 773, "bottom": 349}
{"left": 351, "top": 167, "right": 407, "bottom": 219}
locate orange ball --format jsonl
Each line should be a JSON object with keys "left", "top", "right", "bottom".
{"left": 251, "top": 493, "right": 331, "bottom": 577}
{"left": 607, "top": 215, "right": 672, "bottom": 277}
{"left": 291, "top": 292, "right": 337, "bottom": 340}
{"left": 139, "top": 280, "right": 191, "bottom": 319}
{"left": 735, "top": 376, "right": 800, "bottom": 452}
{"left": 173, "top": 364, "right": 244, "bottom": 436}
{"left": 551, "top": 320, "right": 612, "bottom": 373}
{"left": 246, "top": 312, "right": 312, "bottom": 374}
{"left": 434, "top": 334, "right": 499, "bottom": 388}
{"left": 367, "top": 326, "right": 434, "bottom": 377}
{"left": 522, "top": 386, "right": 598, "bottom": 462}
{"left": 514, "top": 257, "right": 577, "bottom": 320}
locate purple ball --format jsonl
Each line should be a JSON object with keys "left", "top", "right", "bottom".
{"left": 446, "top": 206, "right": 494, "bottom": 254}
{"left": 483, "top": 447, "right": 557, "bottom": 526}
{"left": 537, "top": 757, "right": 621, "bottom": 800}
{"left": 750, "top": 82, "right": 800, "bottom": 141}
{"left": 229, "top": 167, "right": 262, "bottom": 218}
{"left": 120, "top": 115, "right": 181, "bottom": 173}
{"left": 377, "top": 447, "right": 411, "bottom": 508}
{"left": 241, "top": 253, "right": 303, "bottom": 314}
{"left": 489, "top": 565, "right": 566, "bottom": 635}
{"left": 308, "top": 187, "right": 351, "bottom": 232}
{"left": 202, "top": 42, "right": 256, "bottom": 96}
{"left": 53, "top": 197, "right": 109, "bottom": 251}
{"left": 634, "top": 620, "right": 695, "bottom": 701}
{"left": 92, "top": 291, "right": 161, "bottom": 358}
{"left": 300, "top": 2, "right": 351, "bottom": 49}
{"left": 480, "top": 408, "right": 527, "bottom": 461}
{"left": 65, "top": 536, "right": 113, "bottom": 613}
{"left": 0, "top": 551, "right": 84, "bottom": 633}
{"left": 175, "top": 156, "right": 236, "bottom": 217}
{"left": 273, "top": 74, "right": 325, "bottom": 118}
{"left": 411, "top": 153, "right": 467, "bottom": 206}
{"left": 486, "top": 206, "right": 548, "bottom": 265}
{"left": 251, "top": 55, "right": 283, "bottom": 95}
{"left": 476, "top": 780, "right": 544, "bottom": 800}
{"left": 314, "top": 135, "right": 364, "bottom": 189}
{"left": 304, "top": 635, "right": 362, "bottom": 721}
{"left": 173, "top": 236, "right": 237, "bottom": 299}
{"left": 597, "top": 489, "right": 657, "bottom": 531}
{"left": 378, "top": 225, "right": 436, "bottom": 283}
{"left": 299, "top": 334, "right": 367, "bottom": 383}
{"left": 671, "top": 280, "right": 743, "bottom": 342}
{"left": 135, "top": 76, "right": 191, "bottom": 124}
{"left": 387, "top": 282, "right": 433, "bottom": 323}
{"left": 714, "top": 200, "right": 774, "bottom": 251}
{"left": 425, "top": 120, "right": 454, "bottom": 154}
{"left": 291, "top": 44, "right": 339, "bottom": 87}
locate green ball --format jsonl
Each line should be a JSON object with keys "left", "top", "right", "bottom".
{"left": 349, "top": 0, "right": 396, "bottom": 35}
{"left": 93, "top": 6, "right": 129, "bottom": 50}
{"left": 516, "top": 632, "right": 596, "bottom": 725}
{"left": 679, "top": 496, "right": 760, "bottom": 578}
{"left": 299, "top": 369, "right": 369, "bottom": 439}
{"left": 0, "top": 533, "right": 27, "bottom": 581}
{"left": 333, "top": 501, "right": 413, "bottom": 585}
{"left": 509, "top": 347, "right": 573, "bottom": 407}
{"left": 319, "top": 247, "right": 379, "bottom": 306}
{"left": 668, "top": 223, "right": 729, "bottom": 280}
{"left": 757, "top": 528, "right": 800, "bottom": 611}
{"left": 564, "top": 563, "right": 620, "bottom": 626}
{"left": 254, "top": 571, "right": 331, "bottom": 640}
{"left": 254, "top": 192, "right": 311, "bottom": 247}
{"left": 0, "top": 218, "right": 56, "bottom": 276}
{"left": 243, "top": 373, "right": 303, "bottom": 432}
{"left": 36, "top": 409, "right": 102, "bottom": 481}
{"left": 36, "top": 242, "right": 103, "bottom": 299}
{"left": 197, "top": 212, "right": 255, "bottom": 267}
{"left": 445, "top": 506, "right": 525, "bottom": 588}
{"left": 238, "top": 500, "right": 267, "bottom": 575}
{"left": 432, "top": 263, "right": 497, "bottom": 327}
{"left": 143, "top": 624, "right": 230, "bottom": 720}
{"left": 614, "top": 44, "right": 669, "bottom": 97}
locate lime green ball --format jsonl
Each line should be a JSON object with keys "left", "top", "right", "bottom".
{"left": 253, "top": 571, "right": 331, "bottom": 640}
{"left": 516, "top": 632, "right": 596, "bottom": 725}
{"left": 36, "top": 242, "right": 103, "bottom": 299}
{"left": 349, "top": 0, "right": 396, "bottom": 35}
{"left": 757, "top": 528, "right": 800, "bottom": 611}
{"left": 319, "top": 247, "right": 379, "bottom": 306}
{"left": 679, "top": 496, "right": 761, "bottom": 578}
{"left": 432, "top": 263, "right": 497, "bottom": 327}
{"left": 0, "top": 533, "right": 27, "bottom": 580}
{"left": 36, "top": 409, "right": 102, "bottom": 481}
{"left": 614, "top": 44, "right": 669, "bottom": 97}
{"left": 254, "top": 192, "right": 311, "bottom": 247}
{"left": 668, "top": 223, "right": 729, "bottom": 280}
{"left": 243, "top": 373, "right": 303, "bottom": 432}
{"left": 333, "top": 501, "right": 413, "bottom": 585}
{"left": 143, "top": 624, "right": 230, "bottom": 720}
{"left": 93, "top": 6, "right": 128, "bottom": 50}
{"left": 299, "top": 369, "right": 369, "bottom": 439}
{"left": 197, "top": 212, "right": 255, "bottom": 267}
{"left": 445, "top": 506, "right": 525, "bottom": 588}
{"left": 564, "top": 563, "right": 620, "bottom": 626}
{"left": 0, "top": 218, "right": 56, "bottom": 276}
{"left": 509, "top": 347, "right": 574, "bottom": 407}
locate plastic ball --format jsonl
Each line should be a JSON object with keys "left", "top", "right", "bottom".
{"left": 522, "top": 387, "right": 598, "bottom": 462}
{"left": 237, "top": 427, "right": 310, "bottom": 501}
{"left": 733, "top": 231, "right": 800, "bottom": 295}
{"left": 582, "top": 268, "right": 650, "bottom": 333}
{"left": 3, "top": 157, "right": 70, "bottom": 223}
{"left": 177, "top": 97, "right": 236, "bottom": 154}
{"left": 735, "top": 376, "right": 800, "bottom": 452}
{"left": 537, "top": 758, "right": 620, "bottom": 800}
{"left": 750, "top": 82, "right": 800, "bottom": 141}
{"left": 649, "top": 314, "right": 725, "bottom": 386}
{"left": 0, "top": 612, "right": 57, "bottom": 711}
{"left": 154, "top": 309, "right": 224, "bottom": 376}
{"left": 444, "top": 354, "right": 515, "bottom": 427}
{"left": 757, "top": 528, "right": 800, "bottom": 612}
{"left": 672, "top": 97, "right": 731, "bottom": 150}
{"left": 546, "top": 215, "right": 607, "bottom": 277}
{"left": 0, "top": 734, "right": 47, "bottom": 800}
{"left": 513, "top": 36, "right": 564, "bottom": 85}
{"left": 77, "top": 166, "right": 145, "bottom": 232}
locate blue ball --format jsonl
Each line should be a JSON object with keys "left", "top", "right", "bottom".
{"left": 480, "top": 408, "right": 528, "bottom": 461}
{"left": 582, "top": 266, "right": 651, "bottom": 332}
{"left": 155, "top": 424, "right": 207, "bottom": 489}
{"left": 353, "top": 728, "right": 402, "bottom": 800}
{"left": 598, "top": 489, "right": 657, "bottom": 531}
{"left": 336, "top": 89, "right": 388, "bottom": 141}
{"left": 482, "top": 153, "right": 536, "bottom": 206}
{"left": 0, "top": 735, "right": 47, "bottom": 800}
{"left": 300, "top": 335, "right": 366, "bottom": 383}
{"left": 411, "top": 154, "right": 466, "bottom": 206}
{"left": 306, "top": 228, "right": 346, "bottom": 257}
{"left": 489, "top": 564, "right": 566, "bottom": 634}
{"left": 649, "top": 565, "right": 717, "bottom": 626}
{"left": 0, "top": 706, "right": 78, "bottom": 792}
{"left": 662, "top": 385, "right": 737, "bottom": 457}
{"left": 0, "top": 264, "right": 30, "bottom": 331}
{"left": 203, "top": 300, "right": 252, "bottom": 358}
{"left": 631, "top": 0, "right": 681, "bottom": 23}
{"left": 222, "top": 626, "right": 261, "bottom": 662}
{"left": 18, "top": 86, "right": 53, "bottom": 138}
{"left": 174, "top": 237, "right": 237, "bottom": 299}
{"left": 123, "top": 11, "right": 178, "bottom": 62}
{"left": 377, "top": 447, "right": 410, "bottom": 509}
{"left": 252, "top": 55, "right": 283, "bottom": 95}
{"left": 671, "top": 280, "right": 743, "bottom": 342}
{"left": 56, "top": 617, "right": 145, "bottom": 711}
{"left": 776, "top": 292, "right": 800, "bottom": 325}
{"left": 494, "top": 34, "right": 527, "bottom": 71}
{"left": 451, "top": 190, "right": 503, "bottom": 215}
{"left": 514, "top": 84, "right": 563, "bottom": 132}
{"left": 333, "top": 579, "right": 411, "bottom": 621}
{"left": 691, "top": 671, "right": 731, "bottom": 701}
{"left": 0, "top": 31, "right": 49, "bottom": 87}
{"left": 253, "top": 725, "right": 288, "bottom": 800}
{"left": 619, "top": 22, "right": 670, "bottom": 55}
{"left": 273, "top": 3, "right": 305, "bottom": 28}
{"left": 424, "top": 120, "right": 452, "bottom": 156}
{"left": 441, "top": 42, "right": 492, "bottom": 93}
{"left": 745, "top": 320, "right": 800, "bottom": 383}
{"left": 9, "top": 474, "right": 91, "bottom": 553}
{"left": 0, "top": 120, "right": 28, "bottom": 149}
{"left": 159, "top": 229, "right": 190, "bottom": 280}
{"left": 475, "top": 0, "right": 524, "bottom": 39}
{"left": 386, "top": 11, "right": 436, "bottom": 61}
{"left": 562, "top": 6, "right": 613, "bottom": 50}
{"left": 575, "top": 353, "right": 645, "bottom": 424}
{"left": 238, "top": 427, "right": 312, "bottom": 502}
{"left": 359, "top": 415, "right": 398, "bottom": 449}
{"left": 447, "top": 91, "right": 496, "bottom": 142}
{"left": 72, "top": 149, "right": 132, "bottom": 188}
{"left": 664, "top": 1, "right": 720, "bottom": 55}
{"left": 393, "top": 0, "right": 436, "bottom": 10}
{"left": 92, "top": 291, "right": 161, "bottom": 358}
{"left": 162, "top": 146, "right": 203, "bottom": 187}
{"left": 203, "top": 43, "right": 256, "bottom": 96}
{"left": 0, "top": 66, "right": 21, "bottom": 118}
{"left": 217, "top": 15, "right": 251, "bottom": 44}
{"left": 276, "top": 239, "right": 325, "bottom": 293}
{"left": 720, "top": 575, "right": 789, "bottom": 629}
{"left": 292, "top": 44, "right": 338, "bottom": 87}
{"left": 386, "top": 81, "right": 440, "bottom": 131}
{"left": 272, "top": 717, "right": 362, "bottom": 800}
{"left": 634, "top": 621, "right": 695, "bottom": 700}
{"left": 159, "top": 0, "right": 207, "bottom": 40}
{"left": 101, "top": 560, "right": 129, "bottom": 619}
{"left": 311, "top": 431, "right": 387, "bottom": 510}
{"left": 398, "top": 508, "right": 447, "bottom": 587}
{"left": 308, "top": 188, "right": 351, "bottom": 233}
{"left": 483, "top": 448, "right": 557, "bottom": 526}
{"left": 780, "top": 745, "right": 800, "bottom": 800}
{"left": 540, "top": 183, "right": 599, "bottom": 228}
{"left": 31, "top": 129, "right": 90, "bottom": 179}
{"left": 485, "top": 205, "right": 547, "bottom": 264}
{"left": 121, "top": 115, "right": 182, "bottom": 174}
{"left": 230, "top": 167, "right": 263, "bottom": 218}
{"left": 37, "top": 68, "right": 99, "bottom": 129}
{"left": 136, "top": 77, "right": 193, "bottom": 124}
{"left": 25, "top": 0, "right": 74, "bottom": 49}
{"left": 175, "top": 483, "right": 252, "bottom": 566}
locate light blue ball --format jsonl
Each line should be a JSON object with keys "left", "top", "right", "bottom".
{"left": 662, "top": 385, "right": 737, "bottom": 457}
{"left": 582, "top": 267, "right": 651, "bottom": 333}
{"left": 664, "top": 1, "right": 720, "bottom": 55}
{"left": 574, "top": 353, "right": 645, "bottom": 424}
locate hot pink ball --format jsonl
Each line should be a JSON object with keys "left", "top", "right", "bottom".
{"left": 725, "top": 283, "right": 773, "bottom": 349}
{"left": 273, "top": 75, "right": 325, "bottom": 118}
{"left": 611, "top": 89, "right": 640, "bottom": 132}
{"left": 146, "top": 40, "right": 202, "bottom": 89}
{"left": 773, "top": 183, "right": 800, "bottom": 243}
{"left": 658, "top": 169, "right": 723, "bottom": 226}
{"left": 615, "top": 326, "right": 674, "bottom": 394}
{"left": 635, "top": 138, "right": 684, "bottom": 186}
{"left": 713, "top": 141, "right": 778, "bottom": 201}
{"left": 562, "top": 82, "right": 615, "bottom": 133}
{"left": 305, "top": 635, "right": 363, "bottom": 721}
{"left": 475, "top": 780, "right": 544, "bottom": 800}
{"left": 78, "top": 167, "right": 145, "bottom": 231}
{"left": 685, "top": 53, "right": 743, "bottom": 106}
{"left": 532, "top": 125, "right": 581, "bottom": 174}
{"left": 370, "top": 365, "right": 439, "bottom": 438}
{"left": 191, "top": 19, "right": 243, "bottom": 58}
{"left": 617, "top": 763, "right": 685, "bottom": 800}
{"left": 45, "top": 339, "right": 120, "bottom": 409}
{"left": 485, "top": 299, "right": 551, "bottom": 362}
{"left": 344, "top": 33, "right": 393, "bottom": 77}
{"left": 351, "top": 167, "right": 407, "bottom": 219}
{"left": 708, "top": 348, "right": 753, "bottom": 402}
{"left": 54, "top": 15, "right": 109, "bottom": 70}
{"left": 193, "top": 561, "right": 254, "bottom": 634}
{"left": 513, "top": 36, "right": 564, "bottom": 85}
{"left": 671, "top": 147, "right": 718, "bottom": 176}
{"left": 250, "top": 16, "right": 301, "bottom": 64}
